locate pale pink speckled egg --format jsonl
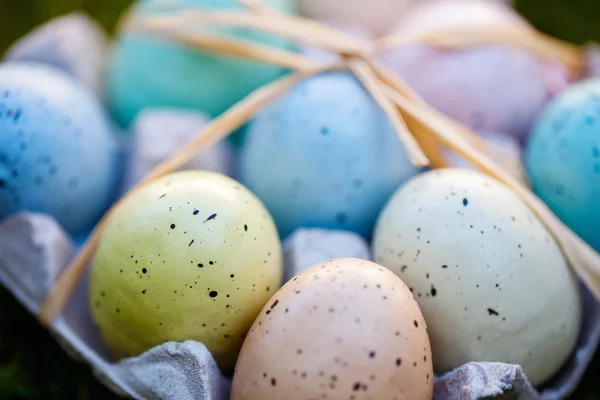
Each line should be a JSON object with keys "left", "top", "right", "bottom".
{"left": 379, "top": 0, "right": 571, "bottom": 141}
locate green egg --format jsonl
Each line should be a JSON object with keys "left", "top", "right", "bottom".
{"left": 107, "top": 0, "right": 298, "bottom": 128}
{"left": 89, "top": 170, "right": 283, "bottom": 370}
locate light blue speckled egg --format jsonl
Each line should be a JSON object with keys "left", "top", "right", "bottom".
{"left": 239, "top": 71, "right": 421, "bottom": 238}
{"left": 0, "top": 62, "right": 119, "bottom": 235}
{"left": 107, "top": 0, "right": 297, "bottom": 128}
{"left": 525, "top": 78, "right": 600, "bottom": 251}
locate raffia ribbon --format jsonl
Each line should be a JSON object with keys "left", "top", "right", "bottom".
{"left": 39, "top": 0, "right": 595, "bottom": 327}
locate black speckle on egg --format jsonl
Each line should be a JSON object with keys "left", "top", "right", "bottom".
{"left": 487, "top": 308, "right": 499, "bottom": 316}
{"left": 209, "top": 291, "right": 218, "bottom": 298}
{"left": 413, "top": 320, "right": 418, "bottom": 328}
{"left": 170, "top": 224, "right": 176, "bottom": 229}
{"left": 204, "top": 213, "right": 217, "bottom": 223}
{"left": 336, "top": 212, "right": 347, "bottom": 224}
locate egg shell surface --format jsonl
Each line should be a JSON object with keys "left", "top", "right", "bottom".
{"left": 231, "top": 258, "right": 433, "bottom": 400}
{"left": 89, "top": 170, "right": 283, "bottom": 370}
{"left": 239, "top": 71, "right": 420, "bottom": 239}
{"left": 106, "top": 0, "right": 297, "bottom": 127}
{"left": 299, "top": 0, "right": 417, "bottom": 37}
{"left": 372, "top": 168, "right": 581, "bottom": 386}
{"left": 525, "top": 78, "right": 600, "bottom": 252}
{"left": 379, "top": 0, "right": 570, "bottom": 141}
{"left": 0, "top": 62, "right": 119, "bottom": 235}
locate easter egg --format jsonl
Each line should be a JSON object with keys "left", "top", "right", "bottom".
{"left": 525, "top": 78, "right": 600, "bottom": 252}
{"left": 89, "top": 171, "right": 283, "bottom": 370}
{"left": 372, "top": 168, "right": 581, "bottom": 386}
{"left": 0, "top": 62, "right": 119, "bottom": 235}
{"left": 299, "top": 0, "right": 417, "bottom": 37}
{"left": 106, "top": 0, "right": 297, "bottom": 127}
{"left": 231, "top": 258, "right": 433, "bottom": 400}
{"left": 239, "top": 71, "right": 420, "bottom": 239}
{"left": 379, "top": 0, "right": 570, "bottom": 141}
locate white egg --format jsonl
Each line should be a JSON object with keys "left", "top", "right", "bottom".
{"left": 372, "top": 168, "right": 581, "bottom": 386}
{"left": 299, "top": 0, "right": 416, "bottom": 37}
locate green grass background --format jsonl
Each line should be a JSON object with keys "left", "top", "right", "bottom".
{"left": 0, "top": 0, "right": 600, "bottom": 399}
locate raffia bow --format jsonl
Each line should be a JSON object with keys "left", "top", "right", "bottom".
{"left": 39, "top": 0, "right": 596, "bottom": 326}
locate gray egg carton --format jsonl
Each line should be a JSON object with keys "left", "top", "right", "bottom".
{"left": 0, "top": 212, "right": 597, "bottom": 400}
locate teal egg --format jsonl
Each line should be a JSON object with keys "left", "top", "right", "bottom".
{"left": 106, "top": 0, "right": 298, "bottom": 128}
{"left": 525, "top": 78, "right": 600, "bottom": 251}
{"left": 239, "top": 71, "right": 420, "bottom": 239}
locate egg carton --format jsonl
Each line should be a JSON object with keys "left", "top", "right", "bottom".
{"left": 0, "top": 211, "right": 596, "bottom": 400}
{"left": 2, "top": 8, "right": 600, "bottom": 400}
{"left": 2, "top": 12, "right": 108, "bottom": 99}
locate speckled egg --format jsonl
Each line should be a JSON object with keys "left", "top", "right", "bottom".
{"left": 372, "top": 168, "right": 581, "bottom": 386}
{"left": 106, "top": 0, "right": 297, "bottom": 127}
{"left": 526, "top": 78, "right": 600, "bottom": 252}
{"left": 0, "top": 62, "right": 119, "bottom": 235}
{"left": 239, "top": 71, "right": 420, "bottom": 239}
{"left": 379, "top": 0, "right": 570, "bottom": 141}
{"left": 231, "top": 258, "right": 433, "bottom": 400}
{"left": 89, "top": 170, "right": 283, "bottom": 370}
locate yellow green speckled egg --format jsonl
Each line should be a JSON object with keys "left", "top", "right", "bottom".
{"left": 89, "top": 170, "right": 283, "bottom": 370}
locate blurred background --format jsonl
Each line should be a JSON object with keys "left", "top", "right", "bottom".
{"left": 0, "top": 0, "right": 599, "bottom": 399}
{"left": 2, "top": 0, "right": 600, "bottom": 53}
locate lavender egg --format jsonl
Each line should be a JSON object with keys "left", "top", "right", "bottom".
{"left": 239, "top": 71, "right": 420, "bottom": 239}
{"left": 379, "top": 0, "right": 570, "bottom": 141}
{"left": 0, "top": 62, "right": 119, "bottom": 235}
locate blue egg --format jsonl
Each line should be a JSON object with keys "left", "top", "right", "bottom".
{"left": 0, "top": 62, "right": 119, "bottom": 235}
{"left": 239, "top": 71, "right": 420, "bottom": 238}
{"left": 525, "top": 78, "right": 600, "bottom": 251}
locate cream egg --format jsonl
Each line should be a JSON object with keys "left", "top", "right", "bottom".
{"left": 372, "top": 168, "right": 581, "bottom": 386}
